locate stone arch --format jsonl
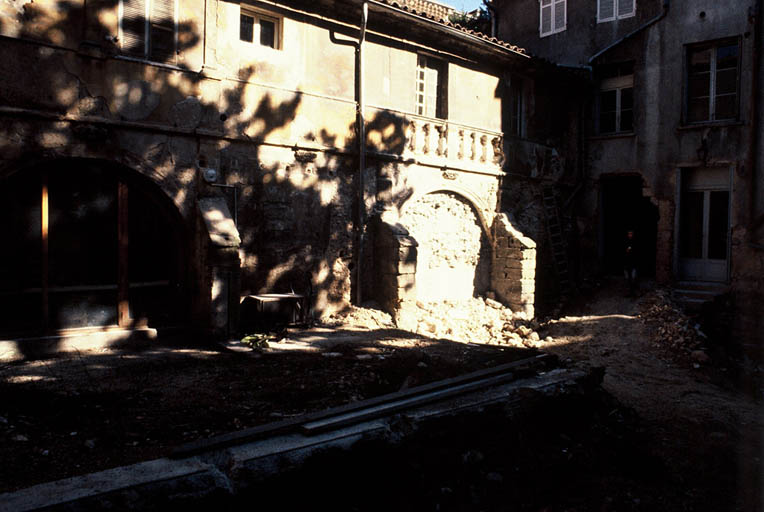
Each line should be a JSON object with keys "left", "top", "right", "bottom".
{"left": 0, "top": 156, "right": 192, "bottom": 335}
{"left": 398, "top": 191, "right": 492, "bottom": 302}
{"left": 399, "top": 184, "right": 494, "bottom": 242}
{"left": 0, "top": 146, "right": 194, "bottom": 222}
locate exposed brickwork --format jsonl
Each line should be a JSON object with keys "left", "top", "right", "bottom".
{"left": 491, "top": 213, "right": 536, "bottom": 318}
{"left": 372, "top": 215, "right": 418, "bottom": 315}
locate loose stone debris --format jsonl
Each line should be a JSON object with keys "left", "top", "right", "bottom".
{"left": 320, "top": 297, "right": 547, "bottom": 349}
{"left": 638, "top": 289, "right": 709, "bottom": 362}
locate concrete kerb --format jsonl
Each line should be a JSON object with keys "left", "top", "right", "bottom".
{"left": 0, "top": 367, "right": 588, "bottom": 511}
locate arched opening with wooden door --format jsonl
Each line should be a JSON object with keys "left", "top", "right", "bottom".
{"left": 0, "top": 158, "right": 188, "bottom": 337}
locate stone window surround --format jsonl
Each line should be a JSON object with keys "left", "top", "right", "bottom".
{"left": 597, "top": 0, "right": 636, "bottom": 23}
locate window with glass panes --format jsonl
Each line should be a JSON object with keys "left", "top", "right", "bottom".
{"left": 686, "top": 41, "right": 739, "bottom": 123}
{"left": 415, "top": 55, "right": 446, "bottom": 119}
{"left": 597, "top": 63, "right": 634, "bottom": 134}
{"left": 597, "top": 0, "right": 635, "bottom": 22}
{"left": 240, "top": 9, "right": 281, "bottom": 49}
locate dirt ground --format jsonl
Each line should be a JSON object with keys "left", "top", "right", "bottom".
{"left": 1, "top": 280, "right": 762, "bottom": 511}
{"left": 0, "top": 313, "right": 532, "bottom": 494}
{"left": 539, "top": 280, "right": 764, "bottom": 512}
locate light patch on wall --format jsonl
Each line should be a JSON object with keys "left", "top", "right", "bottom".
{"left": 56, "top": 84, "right": 78, "bottom": 106}
{"left": 383, "top": 76, "right": 390, "bottom": 96}
{"left": 319, "top": 181, "right": 338, "bottom": 206}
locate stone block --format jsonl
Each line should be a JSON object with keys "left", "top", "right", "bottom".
{"left": 395, "top": 273, "right": 416, "bottom": 291}
{"left": 398, "top": 245, "right": 418, "bottom": 263}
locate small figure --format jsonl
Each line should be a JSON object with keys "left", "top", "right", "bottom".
{"left": 623, "top": 229, "right": 638, "bottom": 297}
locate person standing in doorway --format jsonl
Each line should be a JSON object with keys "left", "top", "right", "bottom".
{"left": 623, "top": 229, "right": 638, "bottom": 297}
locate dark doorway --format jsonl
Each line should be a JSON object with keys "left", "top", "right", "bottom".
{"left": 0, "top": 159, "right": 187, "bottom": 336}
{"left": 600, "top": 176, "right": 658, "bottom": 277}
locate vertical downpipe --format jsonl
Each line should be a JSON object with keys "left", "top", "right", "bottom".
{"left": 356, "top": 2, "right": 368, "bottom": 305}
{"left": 748, "top": 0, "right": 762, "bottom": 243}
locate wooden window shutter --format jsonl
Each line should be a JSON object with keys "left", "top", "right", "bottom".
{"left": 122, "top": 0, "right": 147, "bottom": 57}
{"left": 540, "top": 0, "right": 552, "bottom": 35}
{"left": 618, "top": 0, "right": 635, "bottom": 17}
{"left": 149, "top": 0, "right": 175, "bottom": 62}
{"left": 599, "top": 0, "right": 615, "bottom": 20}
{"left": 553, "top": 0, "right": 566, "bottom": 31}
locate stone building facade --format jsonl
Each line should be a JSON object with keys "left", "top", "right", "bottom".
{"left": 493, "top": 0, "right": 764, "bottom": 354}
{"left": 0, "top": 0, "right": 549, "bottom": 352}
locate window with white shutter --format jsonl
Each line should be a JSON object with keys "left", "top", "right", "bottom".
{"left": 415, "top": 55, "right": 447, "bottom": 119}
{"left": 119, "top": 0, "right": 177, "bottom": 63}
{"left": 598, "top": 0, "right": 635, "bottom": 23}
{"left": 540, "top": 0, "right": 566, "bottom": 37}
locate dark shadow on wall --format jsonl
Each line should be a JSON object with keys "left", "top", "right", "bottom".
{"left": 0, "top": 0, "right": 419, "bottom": 349}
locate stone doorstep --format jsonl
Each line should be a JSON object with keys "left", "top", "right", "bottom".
{"left": 0, "top": 368, "right": 587, "bottom": 512}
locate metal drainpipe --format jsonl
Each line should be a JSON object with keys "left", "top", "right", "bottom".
{"left": 748, "top": 0, "right": 762, "bottom": 246}
{"left": 588, "top": 0, "right": 670, "bottom": 64}
{"left": 484, "top": 1, "right": 498, "bottom": 38}
{"left": 356, "top": 2, "right": 369, "bottom": 305}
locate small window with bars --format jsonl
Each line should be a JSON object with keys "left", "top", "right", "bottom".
{"left": 598, "top": 0, "right": 636, "bottom": 23}
{"left": 415, "top": 55, "right": 447, "bottom": 119}
{"left": 120, "top": 0, "right": 177, "bottom": 63}
{"left": 240, "top": 9, "right": 281, "bottom": 50}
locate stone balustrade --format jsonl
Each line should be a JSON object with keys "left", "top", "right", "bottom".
{"left": 404, "top": 117, "right": 504, "bottom": 171}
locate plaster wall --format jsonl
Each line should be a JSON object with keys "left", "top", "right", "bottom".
{"left": 0, "top": 0, "right": 529, "bottom": 339}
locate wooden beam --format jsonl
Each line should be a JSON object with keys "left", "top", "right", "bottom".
{"left": 118, "top": 181, "right": 130, "bottom": 328}
{"left": 41, "top": 174, "right": 49, "bottom": 332}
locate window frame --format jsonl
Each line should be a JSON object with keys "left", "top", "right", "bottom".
{"left": 683, "top": 38, "right": 741, "bottom": 125}
{"left": 595, "top": 65, "right": 635, "bottom": 135}
{"left": 118, "top": 0, "right": 179, "bottom": 63}
{"left": 239, "top": 7, "right": 283, "bottom": 51}
{"left": 414, "top": 54, "right": 448, "bottom": 120}
{"left": 597, "top": 0, "right": 636, "bottom": 23}
{"left": 539, "top": 0, "right": 566, "bottom": 38}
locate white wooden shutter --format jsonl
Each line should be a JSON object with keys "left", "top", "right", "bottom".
{"left": 149, "top": 0, "right": 175, "bottom": 62}
{"left": 425, "top": 62, "right": 439, "bottom": 118}
{"left": 598, "top": 0, "right": 615, "bottom": 21}
{"left": 553, "top": 0, "right": 566, "bottom": 32}
{"left": 618, "top": 0, "right": 635, "bottom": 17}
{"left": 121, "top": 0, "right": 147, "bottom": 57}
{"left": 540, "top": 0, "right": 552, "bottom": 35}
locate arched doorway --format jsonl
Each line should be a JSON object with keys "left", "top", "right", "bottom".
{"left": 0, "top": 159, "right": 187, "bottom": 335}
{"left": 399, "top": 191, "right": 490, "bottom": 301}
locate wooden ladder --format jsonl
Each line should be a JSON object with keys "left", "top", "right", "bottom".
{"left": 542, "top": 186, "right": 571, "bottom": 296}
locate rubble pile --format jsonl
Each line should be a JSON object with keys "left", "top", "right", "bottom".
{"left": 321, "top": 305, "right": 396, "bottom": 329}
{"left": 406, "top": 297, "right": 545, "bottom": 348}
{"left": 639, "top": 289, "right": 709, "bottom": 364}
{"left": 318, "top": 297, "right": 549, "bottom": 348}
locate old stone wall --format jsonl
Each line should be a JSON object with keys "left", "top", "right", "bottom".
{"left": 372, "top": 215, "right": 418, "bottom": 315}
{"left": 399, "top": 192, "right": 491, "bottom": 302}
{"left": 491, "top": 213, "right": 536, "bottom": 318}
